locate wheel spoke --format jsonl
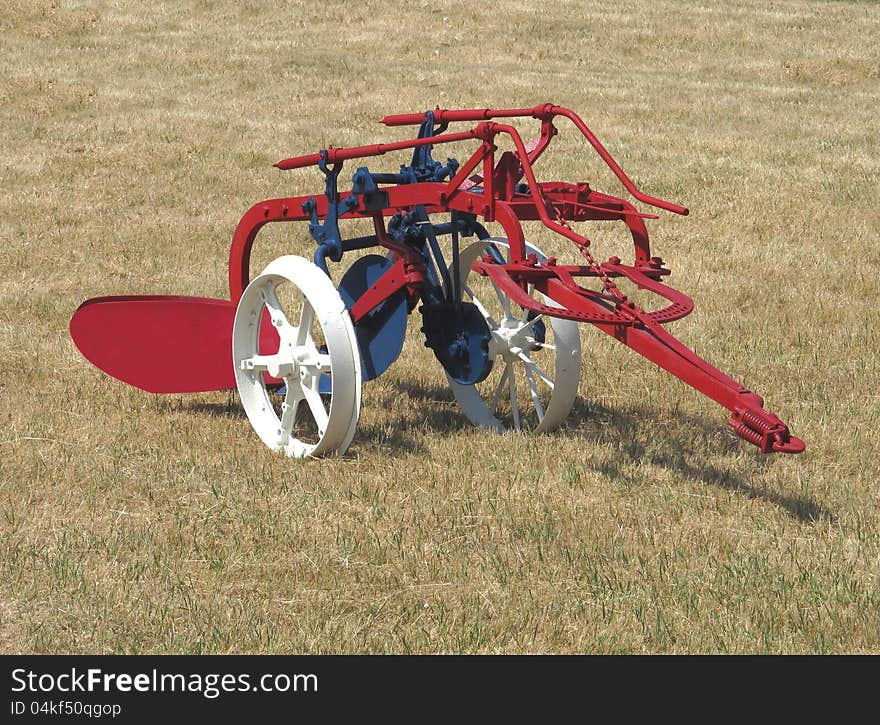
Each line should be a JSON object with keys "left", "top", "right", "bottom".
{"left": 463, "top": 285, "right": 499, "bottom": 329}
{"left": 239, "top": 353, "right": 284, "bottom": 373}
{"left": 296, "top": 300, "right": 315, "bottom": 346}
{"left": 263, "top": 287, "right": 297, "bottom": 343}
{"left": 234, "top": 255, "right": 362, "bottom": 458}
{"left": 509, "top": 366, "right": 521, "bottom": 431}
{"left": 516, "top": 351, "right": 555, "bottom": 390}
{"left": 445, "top": 239, "right": 581, "bottom": 438}
{"left": 526, "top": 339, "right": 556, "bottom": 351}
{"left": 521, "top": 285, "right": 535, "bottom": 320}
{"left": 489, "top": 363, "right": 510, "bottom": 414}
{"left": 524, "top": 367, "right": 545, "bottom": 423}
{"left": 513, "top": 314, "right": 544, "bottom": 336}
{"left": 302, "top": 383, "right": 329, "bottom": 435}
{"left": 278, "top": 388, "right": 301, "bottom": 445}
{"left": 492, "top": 280, "right": 512, "bottom": 318}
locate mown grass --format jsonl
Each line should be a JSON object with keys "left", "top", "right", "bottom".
{"left": 1, "top": 0, "right": 878, "bottom": 653}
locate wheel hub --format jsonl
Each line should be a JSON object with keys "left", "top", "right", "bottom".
{"left": 267, "top": 354, "right": 296, "bottom": 380}
{"left": 492, "top": 318, "right": 533, "bottom": 362}
{"left": 445, "top": 238, "right": 582, "bottom": 435}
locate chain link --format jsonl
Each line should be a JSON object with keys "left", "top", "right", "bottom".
{"left": 544, "top": 194, "right": 627, "bottom": 303}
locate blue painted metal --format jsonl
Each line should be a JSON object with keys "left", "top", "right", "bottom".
{"left": 415, "top": 206, "right": 454, "bottom": 302}
{"left": 302, "top": 151, "right": 358, "bottom": 274}
{"left": 450, "top": 210, "right": 463, "bottom": 308}
{"left": 384, "top": 206, "right": 494, "bottom": 384}
{"left": 350, "top": 167, "right": 389, "bottom": 211}
{"left": 386, "top": 210, "right": 444, "bottom": 305}
{"left": 484, "top": 243, "right": 506, "bottom": 264}
{"left": 351, "top": 113, "right": 460, "bottom": 188}
{"left": 420, "top": 301, "right": 492, "bottom": 385}
{"left": 338, "top": 254, "right": 408, "bottom": 381}
{"left": 408, "top": 111, "right": 460, "bottom": 182}
{"left": 297, "top": 140, "right": 493, "bottom": 387}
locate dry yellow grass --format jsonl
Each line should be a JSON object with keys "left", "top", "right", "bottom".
{"left": 1, "top": 0, "right": 878, "bottom": 653}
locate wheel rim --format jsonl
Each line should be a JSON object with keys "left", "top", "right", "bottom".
{"left": 233, "top": 255, "right": 361, "bottom": 457}
{"left": 447, "top": 238, "right": 581, "bottom": 433}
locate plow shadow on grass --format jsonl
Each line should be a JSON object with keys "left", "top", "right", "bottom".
{"left": 174, "top": 386, "right": 830, "bottom": 524}
{"left": 561, "top": 397, "right": 832, "bottom": 525}
{"left": 176, "top": 381, "right": 467, "bottom": 457}
{"left": 354, "top": 378, "right": 470, "bottom": 455}
{"left": 361, "top": 385, "right": 832, "bottom": 524}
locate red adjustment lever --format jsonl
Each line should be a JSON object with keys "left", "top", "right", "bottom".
{"left": 729, "top": 408, "right": 805, "bottom": 454}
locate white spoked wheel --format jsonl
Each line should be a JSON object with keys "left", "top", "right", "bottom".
{"left": 232, "top": 255, "right": 361, "bottom": 458}
{"left": 447, "top": 238, "right": 581, "bottom": 433}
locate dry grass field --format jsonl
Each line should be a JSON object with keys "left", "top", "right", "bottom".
{"left": 1, "top": 0, "right": 878, "bottom": 653}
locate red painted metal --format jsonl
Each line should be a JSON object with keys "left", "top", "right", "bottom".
{"left": 381, "top": 105, "right": 689, "bottom": 214}
{"left": 274, "top": 129, "right": 480, "bottom": 170}
{"left": 73, "top": 103, "right": 804, "bottom": 455}
{"left": 70, "top": 296, "right": 279, "bottom": 393}
{"left": 248, "top": 105, "right": 801, "bottom": 454}
{"left": 348, "top": 256, "right": 424, "bottom": 324}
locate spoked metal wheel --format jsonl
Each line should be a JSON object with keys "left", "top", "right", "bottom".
{"left": 232, "top": 255, "right": 361, "bottom": 457}
{"left": 447, "top": 238, "right": 581, "bottom": 433}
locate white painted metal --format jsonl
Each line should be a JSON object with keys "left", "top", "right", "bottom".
{"left": 447, "top": 238, "right": 581, "bottom": 433}
{"left": 233, "top": 255, "right": 361, "bottom": 457}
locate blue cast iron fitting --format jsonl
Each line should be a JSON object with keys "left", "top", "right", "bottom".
{"left": 420, "top": 300, "right": 493, "bottom": 385}
{"left": 386, "top": 210, "right": 426, "bottom": 247}
{"left": 398, "top": 110, "right": 461, "bottom": 184}
{"left": 350, "top": 167, "right": 389, "bottom": 211}
{"left": 303, "top": 150, "right": 357, "bottom": 273}
{"left": 353, "top": 111, "right": 460, "bottom": 189}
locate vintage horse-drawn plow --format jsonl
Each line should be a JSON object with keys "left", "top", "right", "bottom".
{"left": 70, "top": 104, "right": 805, "bottom": 457}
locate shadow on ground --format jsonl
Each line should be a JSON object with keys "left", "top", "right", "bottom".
{"left": 354, "top": 378, "right": 469, "bottom": 456}
{"left": 561, "top": 398, "right": 830, "bottom": 524}
{"left": 178, "top": 396, "right": 243, "bottom": 419}
{"left": 175, "top": 381, "right": 829, "bottom": 524}
{"left": 357, "top": 382, "right": 831, "bottom": 525}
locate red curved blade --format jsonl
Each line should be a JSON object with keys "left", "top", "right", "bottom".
{"left": 70, "top": 295, "right": 279, "bottom": 393}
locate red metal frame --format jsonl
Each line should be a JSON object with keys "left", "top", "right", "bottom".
{"left": 227, "top": 105, "right": 804, "bottom": 454}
